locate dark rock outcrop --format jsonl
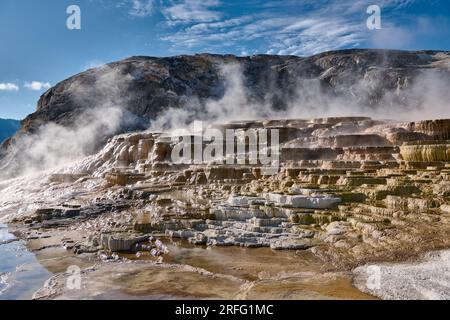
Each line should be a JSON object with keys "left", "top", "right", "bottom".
{"left": 1, "top": 49, "right": 450, "bottom": 174}
{"left": 14, "top": 50, "right": 450, "bottom": 136}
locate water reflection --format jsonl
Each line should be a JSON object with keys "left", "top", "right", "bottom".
{"left": 0, "top": 224, "right": 51, "bottom": 300}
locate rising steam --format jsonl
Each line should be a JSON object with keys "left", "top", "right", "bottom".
{"left": 150, "top": 58, "right": 450, "bottom": 133}
{"left": 0, "top": 66, "right": 135, "bottom": 179}
{"left": 2, "top": 53, "right": 450, "bottom": 179}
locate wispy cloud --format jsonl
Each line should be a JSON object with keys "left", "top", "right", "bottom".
{"left": 159, "top": 0, "right": 418, "bottom": 56}
{"left": 0, "top": 83, "right": 19, "bottom": 91}
{"left": 369, "top": 15, "right": 448, "bottom": 50}
{"left": 129, "top": 0, "right": 155, "bottom": 17}
{"left": 83, "top": 60, "right": 106, "bottom": 70}
{"left": 270, "top": 17, "right": 364, "bottom": 55}
{"left": 24, "top": 81, "right": 52, "bottom": 91}
{"left": 162, "top": 0, "right": 222, "bottom": 25}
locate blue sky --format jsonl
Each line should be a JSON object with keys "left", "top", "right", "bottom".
{"left": 0, "top": 0, "right": 449, "bottom": 120}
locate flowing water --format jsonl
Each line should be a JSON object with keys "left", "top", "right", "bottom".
{"left": 2, "top": 219, "right": 448, "bottom": 300}
{"left": 103, "top": 239, "right": 376, "bottom": 300}
{"left": 0, "top": 224, "right": 51, "bottom": 299}
{"left": 0, "top": 226, "right": 375, "bottom": 300}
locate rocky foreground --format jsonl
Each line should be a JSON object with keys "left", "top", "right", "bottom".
{"left": 1, "top": 116, "right": 450, "bottom": 299}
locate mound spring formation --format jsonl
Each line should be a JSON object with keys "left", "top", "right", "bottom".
{"left": 0, "top": 50, "right": 450, "bottom": 297}
{"left": 3, "top": 116, "right": 450, "bottom": 271}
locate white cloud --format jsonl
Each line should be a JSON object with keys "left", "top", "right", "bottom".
{"left": 83, "top": 60, "right": 105, "bottom": 70}
{"left": 25, "top": 81, "right": 52, "bottom": 91}
{"left": 129, "top": 0, "right": 154, "bottom": 17}
{"left": 163, "top": 14, "right": 363, "bottom": 55}
{"left": 160, "top": 0, "right": 417, "bottom": 56}
{"left": 273, "top": 18, "right": 364, "bottom": 56}
{"left": 369, "top": 16, "right": 446, "bottom": 50}
{"left": 162, "top": 0, "right": 222, "bottom": 25}
{"left": 0, "top": 83, "right": 19, "bottom": 91}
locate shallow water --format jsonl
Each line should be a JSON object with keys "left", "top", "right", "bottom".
{"left": 0, "top": 223, "right": 374, "bottom": 300}
{"left": 0, "top": 224, "right": 52, "bottom": 300}
{"left": 117, "top": 239, "right": 375, "bottom": 300}
{"left": 127, "top": 239, "right": 321, "bottom": 281}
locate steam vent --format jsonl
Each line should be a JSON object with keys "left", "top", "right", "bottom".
{"left": 1, "top": 50, "right": 450, "bottom": 300}
{"left": 5, "top": 115, "right": 450, "bottom": 286}
{"left": 87, "top": 117, "right": 450, "bottom": 260}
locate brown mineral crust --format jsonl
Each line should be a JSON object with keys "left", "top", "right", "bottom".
{"left": 310, "top": 117, "right": 372, "bottom": 125}
{"left": 400, "top": 140, "right": 450, "bottom": 162}
{"left": 385, "top": 131, "right": 430, "bottom": 145}
{"left": 407, "top": 119, "right": 450, "bottom": 140}
{"left": 280, "top": 147, "right": 343, "bottom": 161}
{"left": 317, "top": 134, "right": 392, "bottom": 148}
{"left": 337, "top": 146, "right": 399, "bottom": 161}
{"left": 4, "top": 115, "right": 450, "bottom": 280}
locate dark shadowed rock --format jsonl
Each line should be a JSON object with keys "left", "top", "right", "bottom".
{"left": 1, "top": 49, "right": 450, "bottom": 176}
{"left": 14, "top": 50, "right": 450, "bottom": 136}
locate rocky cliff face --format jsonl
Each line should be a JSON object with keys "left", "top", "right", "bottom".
{"left": 15, "top": 49, "right": 450, "bottom": 135}
{"left": 1, "top": 49, "right": 450, "bottom": 177}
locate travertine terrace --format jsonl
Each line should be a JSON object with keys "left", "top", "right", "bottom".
{"left": 6, "top": 116, "right": 450, "bottom": 272}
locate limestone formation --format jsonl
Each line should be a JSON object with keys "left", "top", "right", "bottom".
{"left": 400, "top": 140, "right": 450, "bottom": 162}
{"left": 4, "top": 115, "right": 450, "bottom": 282}
{"left": 2, "top": 49, "right": 450, "bottom": 300}
{"left": 100, "top": 234, "right": 151, "bottom": 252}
{"left": 407, "top": 119, "right": 450, "bottom": 140}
